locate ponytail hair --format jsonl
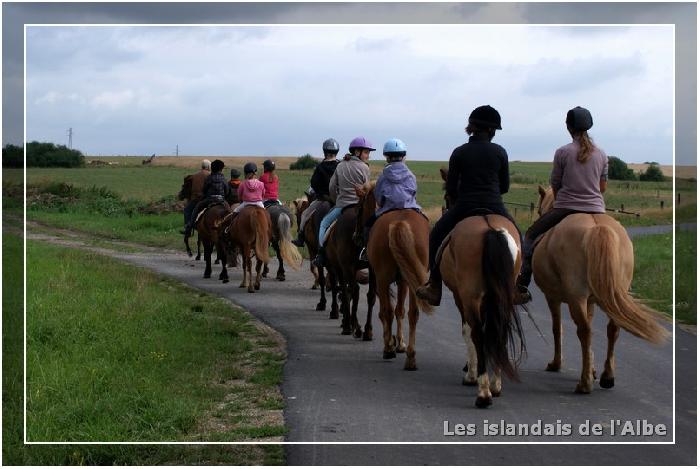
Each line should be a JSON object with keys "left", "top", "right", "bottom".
{"left": 574, "top": 131, "right": 594, "bottom": 163}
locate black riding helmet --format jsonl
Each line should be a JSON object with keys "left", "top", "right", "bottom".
{"left": 263, "top": 159, "right": 276, "bottom": 172}
{"left": 244, "top": 162, "right": 258, "bottom": 175}
{"left": 468, "top": 105, "right": 502, "bottom": 130}
{"left": 211, "top": 159, "right": 225, "bottom": 173}
{"left": 322, "top": 138, "right": 340, "bottom": 154}
{"left": 230, "top": 168, "right": 241, "bottom": 179}
{"left": 566, "top": 106, "right": 593, "bottom": 132}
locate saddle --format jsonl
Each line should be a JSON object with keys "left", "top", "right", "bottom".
{"left": 433, "top": 209, "right": 500, "bottom": 268}
{"left": 194, "top": 200, "right": 227, "bottom": 225}
{"left": 263, "top": 199, "right": 281, "bottom": 209}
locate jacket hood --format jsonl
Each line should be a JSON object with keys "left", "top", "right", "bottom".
{"left": 383, "top": 162, "right": 410, "bottom": 183}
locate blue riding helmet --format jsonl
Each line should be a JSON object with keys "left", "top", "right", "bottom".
{"left": 383, "top": 138, "right": 407, "bottom": 156}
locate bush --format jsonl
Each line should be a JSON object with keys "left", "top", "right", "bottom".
{"left": 639, "top": 163, "right": 666, "bottom": 182}
{"left": 26, "top": 141, "right": 85, "bottom": 168}
{"left": 289, "top": 154, "right": 318, "bottom": 170}
{"left": 607, "top": 156, "right": 637, "bottom": 181}
{"left": 2, "top": 144, "right": 23, "bottom": 168}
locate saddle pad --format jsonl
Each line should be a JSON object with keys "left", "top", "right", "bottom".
{"left": 322, "top": 220, "right": 338, "bottom": 246}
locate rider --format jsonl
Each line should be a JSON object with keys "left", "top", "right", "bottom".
{"left": 416, "top": 105, "right": 517, "bottom": 307}
{"left": 180, "top": 159, "right": 210, "bottom": 234}
{"left": 234, "top": 162, "right": 266, "bottom": 213}
{"left": 292, "top": 138, "right": 340, "bottom": 247}
{"left": 260, "top": 159, "right": 281, "bottom": 207}
{"left": 312, "top": 136, "right": 374, "bottom": 267}
{"left": 185, "top": 159, "right": 231, "bottom": 236}
{"left": 228, "top": 168, "right": 242, "bottom": 204}
{"left": 358, "top": 138, "right": 421, "bottom": 262}
{"left": 514, "top": 106, "right": 608, "bottom": 304}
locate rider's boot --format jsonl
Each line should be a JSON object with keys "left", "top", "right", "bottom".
{"left": 416, "top": 275, "right": 443, "bottom": 307}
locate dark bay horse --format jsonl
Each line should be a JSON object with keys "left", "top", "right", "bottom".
{"left": 357, "top": 182, "right": 433, "bottom": 369}
{"left": 264, "top": 204, "right": 303, "bottom": 281}
{"left": 293, "top": 197, "right": 337, "bottom": 315}
{"left": 222, "top": 206, "right": 272, "bottom": 293}
{"left": 185, "top": 203, "right": 232, "bottom": 281}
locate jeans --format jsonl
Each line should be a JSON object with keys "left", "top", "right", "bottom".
{"left": 318, "top": 207, "right": 343, "bottom": 246}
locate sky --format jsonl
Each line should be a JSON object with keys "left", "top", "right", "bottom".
{"left": 6, "top": 2, "right": 693, "bottom": 164}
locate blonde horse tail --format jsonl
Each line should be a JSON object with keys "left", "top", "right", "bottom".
{"left": 277, "top": 212, "right": 303, "bottom": 270}
{"left": 481, "top": 227, "right": 525, "bottom": 381}
{"left": 584, "top": 225, "right": 668, "bottom": 344}
{"left": 252, "top": 209, "right": 271, "bottom": 264}
{"left": 388, "top": 221, "right": 434, "bottom": 314}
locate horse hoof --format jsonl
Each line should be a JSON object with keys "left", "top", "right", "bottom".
{"left": 545, "top": 362, "right": 561, "bottom": 372}
{"left": 462, "top": 377, "right": 478, "bottom": 386}
{"left": 362, "top": 331, "right": 372, "bottom": 341}
{"left": 383, "top": 351, "right": 396, "bottom": 360}
{"left": 222, "top": 278, "right": 229, "bottom": 284}
{"left": 353, "top": 329, "right": 363, "bottom": 339}
{"left": 404, "top": 360, "right": 417, "bottom": 371}
{"left": 214, "top": 259, "right": 220, "bottom": 265}
{"left": 329, "top": 311, "right": 339, "bottom": 320}
{"left": 311, "top": 285, "right": 319, "bottom": 290}
{"left": 475, "top": 396, "right": 493, "bottom": 408}
{"left": 254, "top": 284, "right": 261, "bottom": 291}
{"left": 491, "top": 389, "right": 502, "bottom": 397}
{"left": 248, "top": 288, "right": 256, "bottom": 294}
{"left": 203, "top": 273, "right": 211, "bottom": 279}
{"left": 574, "top": 383, "right": 592, "bottom": 394}
{"left": 195, "top": 255, "right": 200, "bottom": 261}
{"left": 316, "top": 303, "right": 326, "bottom": 311}
{"left": 341, "top": 328, "right": 352, "bottom": 336}
{"left": 396, "top": 346, "right": 406, "bottom": 354}
{"left": 600, "top": 376, "right": 615, "bottom": 389}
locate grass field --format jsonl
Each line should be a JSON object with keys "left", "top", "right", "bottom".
{"left": 631, "top": 229, "right": 696, "bottom": 325}
{"left": 3, "top": 231, "right": 285, "bottom": 464}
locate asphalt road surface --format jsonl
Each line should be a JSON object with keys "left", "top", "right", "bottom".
{"left": 27, "top": 223, "right": 696, "bottom": 464}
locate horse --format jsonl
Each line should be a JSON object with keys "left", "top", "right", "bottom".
{"left": 263, "top": 203, "right": 303, "bottom": 281}
{"left": 293, "top": 197, "right": 338, "bottom": 315}
{"left": 356, "top": 182, "right": 434, "bottom": 369}
{"left": 325, "top": 205, "right": 366, "bottom": 336}
{"left": 436, "top": 169, "right": 525, "bottom": 408}
{"left": 292, "top": 198, "right": 321, "bottom": 290}
{"left": 533, "top": 186, "right": 668, "bottom": 393}
{"left": 221, "top": 205, "right": 272, "bottom": 293}
{"left": 185, "top": 203, "right": 232, "bottom": 282}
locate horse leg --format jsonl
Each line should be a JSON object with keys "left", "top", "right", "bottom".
{"left": 340, "top": 281, "right": 352, "bottom": 335}
{"left": 195, "top": 235, "right": 202, "bottom": 260}
{"left": 352, "top": 281, "right": 362, "bottom": 338}
{"left": 246, "top": 253, "right": 256, "bottom": 293}
{"left": 570, "top": 298, "right": 594, "bottom": 394}
{"left": 461, "top": 321, "right": 478, "bottom": 386}
{"left": 363, "top": 268, "right": 376, "bottom": 341}
{"left": 184, "top": 233, "right": 193, "bottom": 257}
{"left": 470, "top": 315, "right": 493, "bottom": 408}
{"left": 275, "top": 242, "right": 285, "bottom": 281}
{"left": 203, "top": 241, "right": 213, "bottom": 279}
{"left": 588, "top": 299, "right": 597, "bottom": 379}
{"left": 329, "top": 272, "right": 339, "bottom": 320}
{"left": 311, "top": 264, "right": 320, "bottom": 290}
{"left": 239, "top": 249, "right": 248, "bottom": 288}
{"left": 218, "top": 244, "right": 229, "bottom": 283}
{"left": 394, "top": 280, "right": 408, "bottom": 353}
{"left": 545, "top": 297, "right": 563, "bottom": 372}
{"left": 316, "top": 266, "right": 327, "bottom": 311}
{"left": 254, "top": 259, "right": 263, "bottom": 291}
{"left": 600, "top": 318, "right": 620, "bottom": 389}
{"left": 404, "top": 292, "right": 419, "bottom": 370}
{"left": 378, "top": 284, "right": 395, "bottom": 359}
{"left": 490, "top": 368, "right": 502, "bottom": 397}
{"left": 262, "top": 262, "right": 269, "bottom": 278}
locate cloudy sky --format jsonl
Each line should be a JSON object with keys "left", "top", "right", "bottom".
{"left": 24, "top": 22, "right": 675, "bottom": 163}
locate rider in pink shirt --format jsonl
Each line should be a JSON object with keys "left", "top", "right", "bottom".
{"left": 234, "top": 162, "right": 266, "bottom": 213}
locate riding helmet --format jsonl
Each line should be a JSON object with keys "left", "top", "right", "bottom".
{"left": 322, "top": 138, "right": 340, "bottom": 154}
{"left": 230, "top": 168, "right": 241, "bottom": 179}
{"left": 382, "top": 138, "right": 407, "bottom": 159}
{"left": 566, "top": 106, "right": 593, "bottom": 132}
{"left": 211, "top": 159, "right": 225, "bottom": 173}
{"left": 349, "top": 136, "right": 376, "bottom": 153}
{"left": 263, "top": 159, "right": 276, "bottom": 172}
{"left": 468, "top": 105, "right": 502, "bottom": 130}
{"left": 244, "top": 162, "right": 258, "bottom": 175}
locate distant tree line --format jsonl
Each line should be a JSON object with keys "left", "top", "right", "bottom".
{"left": 608, "top": 156, "right": 665, "bottom": 182}
{"left": 290, "top": 154, "right": 318, "bottom": 170}
{"left": 2, "top": 141, "right": 85, "bottom": 168}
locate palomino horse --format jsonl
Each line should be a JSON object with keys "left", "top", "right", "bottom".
{"left": 534, "top": 186, "right": 668, "bottom": 393}
{"left": 293, "top": 197, "right": 338, "bottom": 314}
{"left": 325, "top": 205, "right": 367, "bottom": 336}
{"left": 185, "top": 203, "right": 231, "bottom": 281}
{"left": 439, "top": 212, "right": 525, "bottom": 408}
{"left": 263, "top": 203, "right": 303, "bottom": 281}
{"left": 357, "top": 182, "right": 434, "bottom": 369}
{"left": 221, "top": 206, "right": 272, "bottom": 293}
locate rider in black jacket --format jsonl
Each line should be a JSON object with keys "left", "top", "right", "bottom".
{"left": 184, "top": 159, "right": 231, "bottom": 237}
{"left": 416, "top": 105, "right": 517, "bottom": 306}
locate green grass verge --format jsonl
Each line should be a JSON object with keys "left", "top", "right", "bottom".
{"left": 3, "top": 233, "right": 284, "bottom": 464}
{"left": 631, "top": 230, "right": 696, "bottom": 325}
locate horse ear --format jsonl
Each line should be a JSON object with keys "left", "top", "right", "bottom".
{"left": 439, "top": 167, "right": 448, "bottom": 182}
{"left": 538, "top": 185, "right": 546, "bottom": 196}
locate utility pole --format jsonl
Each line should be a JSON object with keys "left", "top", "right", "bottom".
{"left": 67, "top": 127, "right": 73, "bottom": 149}
{"left": 175, "top": 144, "right": 179, "bottom": 157}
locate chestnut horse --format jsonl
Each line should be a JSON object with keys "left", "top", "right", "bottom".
{"left": 357, "top": 182, "right": 434, "bottom": 370}
{"left": 185, "top": 203, "right": 231, "bottom": 281}
{"left": 533, "top": 186, "right": 668, "bottom": 393}
{"left": 222, "top": 206, "right": 272, "bottom": 293}
{"left": 293, "top": 197, "right": 338, "bottom": 315}
{"left": 263, "top": 204, "right": 303, "bottom": 281}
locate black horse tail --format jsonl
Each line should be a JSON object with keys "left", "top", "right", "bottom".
{"left": 481, "top": 227, "right": 526, "bottom": 381}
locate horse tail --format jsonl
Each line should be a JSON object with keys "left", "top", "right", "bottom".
{"left": 251, "top": 209, "right": 271, "bottom": 264}
{"left": 584, "top": 224, "right": 668, "bottom": 344}
{"left": 388, "top": 221, "right": 434, "bottom": 314}
{"left": 277, "top": 212, "right": 303, "bottom": 270}
{"left": 481, "top": 227, "right": 525, "bottom": 381}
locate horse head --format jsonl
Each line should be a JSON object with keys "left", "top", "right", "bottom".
{"left": 537, "top": 185, "right": 555, "bottom": 216}
{"left": 292, "top": 197, "right": 309, "bottom": 230}
{"left": 355, "top": 181, "right": 377, "bottom": 240}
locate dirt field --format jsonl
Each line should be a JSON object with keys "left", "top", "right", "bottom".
{"left": 150, "top": 156, "right": 302, "bottom": 170}
{"left": 627, "top": 163, "right": 696, "bottom": 179}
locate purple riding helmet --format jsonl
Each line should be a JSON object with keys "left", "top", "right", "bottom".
{"left": 348, "top": 136, "right": 376, "bottom": 152}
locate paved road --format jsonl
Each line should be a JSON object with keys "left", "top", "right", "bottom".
{"left": 26, "top": 224, "right": 696, "bottom": 464}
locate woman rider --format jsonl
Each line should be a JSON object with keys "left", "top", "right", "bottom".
{"left": 312, "top": 136, "right": 374, "bottom": 267}
{"left": 514, "top": 106, "right": 608, "bottom": 304}
{"left": 416, "top": 105, "right": 517, "bottom": 307}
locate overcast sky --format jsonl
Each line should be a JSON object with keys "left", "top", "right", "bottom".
{"left": 24, "top": 22, "right": 675, "bottom": 163}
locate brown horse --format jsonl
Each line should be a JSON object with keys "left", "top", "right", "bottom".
{"left": 357, "top": 182, "right": 434, "bottom": 369}
{"left": 222, "top": 206, "right": 272, "bottom": 293}
{"left": 185, "top": 203, "right": 232, "bottom": 281}
{"left": 533, "top": 186, "right": 668, "bottom": 393}
{"left": 325, "top": 205, "right": 367, "bottom": 336}
{"left": 293, "top": 197, "right": 338, "bottom": 314}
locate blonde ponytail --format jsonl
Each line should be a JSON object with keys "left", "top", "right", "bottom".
{"left": 576, "top": 131, "right": 594, "bottom": 163}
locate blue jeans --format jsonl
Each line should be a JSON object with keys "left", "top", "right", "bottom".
{"left": 318, "top": 207, "right": 343, "bottom": 247}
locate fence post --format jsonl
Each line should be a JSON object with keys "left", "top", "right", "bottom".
{"left": 677, "top": 193, "right": 681, "bottom": 205}
{"left": 660, "top": 200, "right": 664, "bottom": 210}
{"left": 621, "top": 204, "right": 624, "bottom": 212}
{"left": 530, "top": 202, "right": 535, "bottom": 220}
